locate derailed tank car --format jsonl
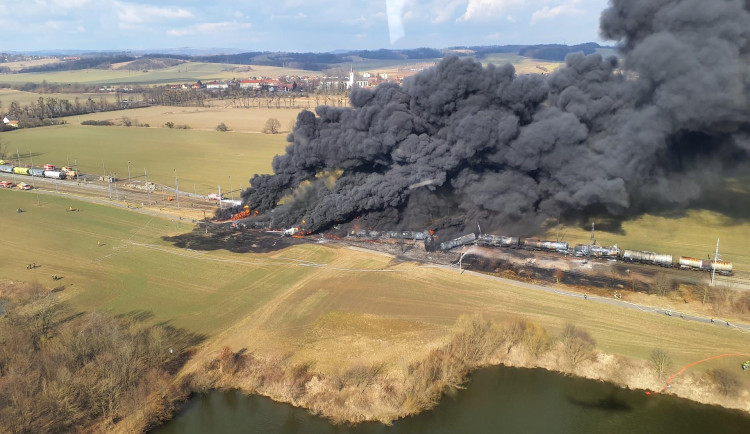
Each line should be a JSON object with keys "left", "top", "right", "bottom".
{"left": 522, "top": 239, "right": 569, "bottom": 252}
{"left": 476, "top": 235, "right": 520, "bottom": 248}
{"left": 574, "top": 244, "right": 621, "bottom": 258}
{"left": 622, "top": 249, "right": 673, "bottom": 267}
{"left": 439, "top": 233, "right": 476, "bottom": 251}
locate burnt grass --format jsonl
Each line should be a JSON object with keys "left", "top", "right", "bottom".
{"left": 165, "top": 226, "right": 671, "bottom": 294}
{"left": 163, "top": 225, "right": 304, "bottom": 254}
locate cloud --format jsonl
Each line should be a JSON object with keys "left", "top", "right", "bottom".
{"left": 531, "top": 0, "right": 585, "bottom": 24}
{"left": 270, "top": 12, "right": 308, "bottom": 20}
{"left": 115, "top": 1, "right": 193, "bottom": 27}
{"left": 460, "top": 0, "right": 523, "bottom": 22}
{"left": 431, "top": 0, "right": 465, "bottom": 24}
{"left": 167, "top": 21, "right": 252, "bottom": 37}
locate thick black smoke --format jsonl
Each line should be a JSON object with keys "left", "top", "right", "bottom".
{"left": 243, "top": 0, "right": 750, "bottom": 236}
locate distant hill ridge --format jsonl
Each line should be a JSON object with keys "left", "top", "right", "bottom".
{"left": 1, "top": 43, "right": 613, "bottom": 73}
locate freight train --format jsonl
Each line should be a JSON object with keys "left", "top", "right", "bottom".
{"left": 435, "top": 232, "right": 733, "bottom": 276}
{"left": 0, "top": 161, "right": 76, "bottom": 181}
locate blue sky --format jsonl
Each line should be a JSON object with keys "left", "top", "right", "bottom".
{"left": 0, "top": 0, "right": 611, "bottom": 52}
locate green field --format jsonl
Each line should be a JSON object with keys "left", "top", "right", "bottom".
{"left": 61, "top": 104, "right": 305, "bottom": 134}
{"left": 543, "top": 210, "right": 750, "bottom": 273}
{"left": 0, "top": 62, "right": 317, "bottom": 86}
{"left": 0, "top": 89, "right": 118, "bottom": 107}
{"left": 1, "top": 123, "right": 289, "bottom": 193}
{"left": 2, "top": 189, "right": 748, "bottom": 378}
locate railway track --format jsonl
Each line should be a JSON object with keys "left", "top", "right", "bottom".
{"left": 0, "top": 172, "right": 220, "bottom": 215}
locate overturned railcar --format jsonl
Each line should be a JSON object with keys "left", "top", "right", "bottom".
{"left": 439, "top": 233, "right": 477, "bottom": 251}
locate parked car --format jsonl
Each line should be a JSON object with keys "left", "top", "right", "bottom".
{"left": 16, "top": 182, "right": 32, "bottom": 190}
{"left": 0, "top": 180, "right": 13, "bottom": 188}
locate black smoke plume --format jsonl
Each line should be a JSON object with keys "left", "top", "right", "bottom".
{"left": 243, "top": 0, "right": 750, "bottom": 236}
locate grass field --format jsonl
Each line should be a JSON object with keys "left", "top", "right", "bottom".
{"left": 542, "top": 209, "right": 750, "bottom": 273}
{"left": 0, "top": 89, "right": 120, "bottom": 107}
{"left": 1, "top": 123, "right": 291, "bottom": 193}
{"left": 60, "top": 104, "right": 306, "bottom": 134}
{"left": 2, "top": 189, "right": 748, "bottom": 382}
{"left": 0, "top": 62, "right": 318, "bottom": 86}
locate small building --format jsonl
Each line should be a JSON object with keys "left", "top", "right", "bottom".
{"left": 3, "top": 116, "right": 19, "bottom": 128}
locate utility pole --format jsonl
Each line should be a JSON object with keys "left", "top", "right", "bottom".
{"left": 108, "top": 175, "right": 112, "bottom": 200}
{"left": 590, "top": 222, "right": 596, "bottom": 245}
{"left": 204, "top": 210, "right": 208, "bottom": 234}
{"left": 127, "top": 160, "right": 131, "bottom": 183}
{"left": 711, "top": 238, "right": 720, "bottom": 286}
{"left": 218, "top": 184, "right": 223, "bottom": 211}
{"left": 16, "top": 148, "right": 20, "bottom": 166}
{"left": 229, "top": 175, "right": 234, "bottom": 202}
{"left": 174, "top": 169, "right": 180, "bottom": 209}
{"left": 102, "top": 160, "right": 106, "bottom": 179}
{"left": 114, "top": 172, "right": 118, "bottom": 200}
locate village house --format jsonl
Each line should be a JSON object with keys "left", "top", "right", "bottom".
{"left": 2, "top": 116, "right": 19, "bottom": 128}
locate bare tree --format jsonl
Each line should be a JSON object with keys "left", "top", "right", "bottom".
{"left": 560, "top": 324, "right": 596, "bottom": 370}
{"left": 649, "top": 348, "right": 673, "bottom": 380}
{"left": 650, "top": 272, "right": 674, "bottom": 296}
{"left": 263, "top": 118, "right": 281, "bottom": 134}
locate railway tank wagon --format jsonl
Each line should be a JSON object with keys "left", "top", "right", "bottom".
{"left": 574, "top": 244, "right": 621, "bottom": 258}
{"left": 679, "top": 257, "right": 733, "bottom": 275}
{"left": 522, "top": 239, "right": 570, "bottom": 252}
{"left": 0, "top": 165, "right": 14, "bottom": 173}
{"left": 43, "top": 170, "right": 66, "bottom": 179}
{"left": 622, "top": 249, "right": 673, "bottom": 267}
{"left": 477, "top": 235, "right": 520, "bottom": 248}
{"left": 439, "top": 233, "right": 477, "bottom": 251}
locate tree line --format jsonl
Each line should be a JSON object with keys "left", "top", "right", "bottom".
{"left": 0, "top": 282, "right": 201, "bottom": 433}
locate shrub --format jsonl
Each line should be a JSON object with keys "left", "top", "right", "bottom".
{"left": 216, "top": 122, "right": 229, "bottom": 132}
{"left": 81, "top": 120, "right": 114, "bottom": 126}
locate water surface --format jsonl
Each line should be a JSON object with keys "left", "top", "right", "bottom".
{"left": 154, "top": 366, "right": 750, "bottom": 434}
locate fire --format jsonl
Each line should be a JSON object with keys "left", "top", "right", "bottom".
{"left": 429, "top": 229, "right": 435, "bottom": 236}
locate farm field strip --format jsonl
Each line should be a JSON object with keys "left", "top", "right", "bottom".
{"left": 2, "top": 189, "right": 749, "bottom": 380}
{"left": 0, "top": 123, "right": 290, "bottom": 192}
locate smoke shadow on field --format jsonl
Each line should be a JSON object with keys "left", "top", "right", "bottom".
{"left": 573, "top": 180, "right": 750, "bottom": 236}
{"left": 162, "top": 225, "right": 303, "bottom": 254}
{"left": 567, "top": 391, "right": 633, "bottom": 412}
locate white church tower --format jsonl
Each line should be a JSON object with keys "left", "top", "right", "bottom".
{"left": 347, "top": 66, "right": 354, "bottom": 89}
